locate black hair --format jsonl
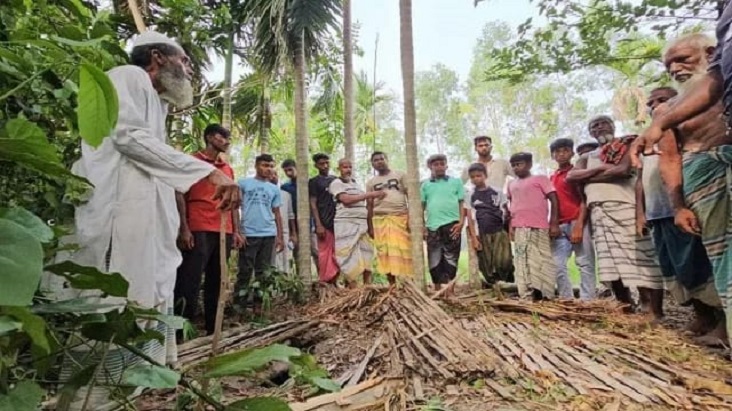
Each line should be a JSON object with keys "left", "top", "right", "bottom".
{"left": 509, "top": 152, "right": 533, "bottom": 163}
{"left": 203, "top": 124, "right": 230, "bottom": 144}
{"left": 467, "top": 163, "right": 487, "bottom": 175}
{"left": 549, "top": 138, "right": 574, "bottom": 153}
{"left": 650, "top": 86, "right": 678, "bottom": 96}
{"left": 473, "top": 135, "right": 492, "bottom": 145}
{"left": 427, "top": 153, "right": 447, "bottom": 166}
{"left": 281, "top": 159, "right": 296, "bottom": 169}
{"left": 130, "top": 43, "right": 182, "bottom": 68}
{"left": 371, "top": 151, "right": 387, "bottom": 161}
{"left": 312, "top": 153, "right": 329, "bottom": 163}
{"left": 255, "top": 154, "right": 275, "bottom": 165}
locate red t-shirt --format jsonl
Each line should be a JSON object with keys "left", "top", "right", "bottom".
{"left": 550, "top": 166, "right": 582, "bottom": 224}
{"left": 185, "top": 152, "right": 235, "bottom": 233}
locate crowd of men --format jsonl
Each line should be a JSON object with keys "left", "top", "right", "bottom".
{"left": 170, "top": 34, "right": 732, "bottom": 352}
{"left": 61, "top": 7, "right": 732, "bottom": 407}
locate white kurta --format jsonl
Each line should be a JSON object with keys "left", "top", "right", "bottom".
{"left": 71, "top": 65, "right": 214, "bottom": 311}
{"left": 272, "top": 189, "right": 294, "bottom": 273}
{"left": 73, "top": 66, "right": 214, "bottom": 307}
{"left": 56, "top": 65, "right": 214, "bottom": 410}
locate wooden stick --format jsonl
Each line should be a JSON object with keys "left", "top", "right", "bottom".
{"left": 211, "top": 212, "right": 229, "bottom": 357}
{"left": 127, "top": 0, "right": 147, "bottom": 33}
{"left": 346, "top": 334, "right": 383, "bottom": 387}
{"left": 430, "top": 277, "right": 457, "bottom": 300}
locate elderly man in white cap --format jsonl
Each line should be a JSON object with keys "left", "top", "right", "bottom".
{"left": 61, "top": 31, "right": 240, "bottom": 410}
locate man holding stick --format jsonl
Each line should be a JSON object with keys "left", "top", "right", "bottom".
{"left": 66, "top": 31, "right": 240, "bottom": 410}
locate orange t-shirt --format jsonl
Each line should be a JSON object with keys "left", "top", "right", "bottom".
{"left": 185, "top": 152, "right": 235, "bottom": 233}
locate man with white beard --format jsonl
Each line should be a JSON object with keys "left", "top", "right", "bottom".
{"left": 63, "top": 31, "right": 240, "bottom": 409}
{"left": 639, "top": 34, "right": 731, "bottom": 346}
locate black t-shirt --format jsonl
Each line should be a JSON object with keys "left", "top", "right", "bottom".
{"left": 309, "top": 174, "right": 336, "bottom": 230}
{"left": 470, "top": 187, "right": 504, "bottom": 236}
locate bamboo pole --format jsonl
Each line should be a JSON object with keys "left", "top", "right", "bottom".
{"left": 211, "top": 213, "right": 229, "bottom": 356}
{"left": 127, "top": 0, "right": 147, "bottom": 33}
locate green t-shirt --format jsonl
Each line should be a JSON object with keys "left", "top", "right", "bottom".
{"left": 420, "top": 176, "right": 465, "bottom": 231}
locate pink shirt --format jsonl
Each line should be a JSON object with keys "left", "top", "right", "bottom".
{"left": 507, "top": 175, "right": 555, "bottom": 229}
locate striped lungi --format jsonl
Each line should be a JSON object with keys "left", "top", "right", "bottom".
{"left": 590, "top": 201, "right": 664, "bottom": 289}
{"left": 513, "top": 227, "right": 556, "bottom": 299}
{"left": 59, "top": 304, "right": 176, "bottom": 410}
{"left": 334, "top": 218, "right": 374, "bottom": 281}
{"left": 372, "top": 214, "right": 413, "bottom": 277}
{"left": 683, "top": 146, "right": 732, "bottom": 346}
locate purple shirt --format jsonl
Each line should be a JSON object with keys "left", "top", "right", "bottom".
{"left": 507, "top": 175, "right": 555, "bottom": 229}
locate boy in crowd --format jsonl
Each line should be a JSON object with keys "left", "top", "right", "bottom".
{"left": 421, "top": 154, "right": 466, "bottom": 298}
{"left": 309, "top": 153, "right": 339, "bottom": 283}
{"left": 465, "top": 163, "right": 513, "bottom": 287}
{"left": 507, "top": 152, "right": 560, "bottom": 300}
{"left": 549, "top": 138, "right": 596, "bottom": 300}
{"left": 174, "top": 124, "right": 243, "bottom": 336}
{"left": 236, "top": 154, "right": 284, "bottom": 314}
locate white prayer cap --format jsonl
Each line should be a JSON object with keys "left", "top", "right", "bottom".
{"left": 132, "top": 30, "right": 184, "bottom": 53}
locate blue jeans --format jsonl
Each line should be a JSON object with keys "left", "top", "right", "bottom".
{"left": 551, "top": 222, "right": 596, "bottom": 300}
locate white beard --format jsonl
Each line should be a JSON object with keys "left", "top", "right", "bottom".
{"left": 677, "top": 67, "right": 708, "bottom": 96}
{"left": 158, "top": 67, "right": 194, "bottom": 108}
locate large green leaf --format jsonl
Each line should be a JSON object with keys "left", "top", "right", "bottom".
{"left": 80, "top": 309, "right": 139, "bottom": 344}
{"left": 205, "top": 344, "right": 302, "bottom": 378}
{"left": 4, "top": 307, "right": 50, "bottom": 355}
{"left": 225, "top": 397, "right": 291, "bottom": 411}
{"left": 310, "top": 377, "right": 341, "bottom": 393}
{"left": 0, "top": 208, "right": 53, "bottom": 243}
{"left": 128, "top": 305, "right": 186, "bottom": 329}
{"left": 45, "top": 261, "right": 129, "bottom": 298}
{"left": 51, "top": 35, "right": 107, "bottom": 48}
{"left": 0, "top": 219, "right": 43, "bottom": 306}
{"left": 77, "top": 63, "right": 118, "bottom": 147}
{"left": 121, "top": 364, "right": 180, "bottom": 389}
{"left": 0, "top": 381, "right": 44, "bottom": 411}
{"left": 0, "top": 118, "right": 72, "bottom": 179}
{"left": 0, "top": 316, "right": 22, "bottom": 336}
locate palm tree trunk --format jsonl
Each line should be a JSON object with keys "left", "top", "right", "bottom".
{"left": 221, "top": 29, "right": 235, "bottom": 130}
{"left": 293, "top": 35, "right": 313, "bottom": 293}
{"left": 259, "top": 84, "right": 271, "bottom": 153}
{"left": 399, "top": 0, "right": 425, "bottom": 289}
{"left": 343, "top": 0, "right": 355, "bottom": 161}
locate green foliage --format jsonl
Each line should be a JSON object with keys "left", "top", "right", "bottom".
{"left": 289, "top": 354, "right": 341, "bottom": 393}
{"left": 0, "top": 381, "right": 44, "bottom": 411}
{"left": 122, "top": 364, "right": 181, "bottom": 389}
{"left": 0, "top": 207, "right": 54, "bottom": 243}
{"left": 226, "top": 397, "right": 292, "bottom": 411}
{"left": 0, "top": 118, "right": 75, "bottom": 180}
{"left": 0, "top": 0, "right": 125, "bottom": 224}
{"left": 45, "top": 261, "right": 129, "bottom": 298}
{"left": 475, "top": 0, "right": 718, "bottom": 83}
{"left": 249, "top": 267, "right": 305, "bottom": 312}
{"left": 0, "top": 218, "right": 44, "bottom": 306}
{"left": 205, "top": 344, "right": 303, "bottom": 378}
{"left": 77, "top": 63, "right": 119, "bottom": 147}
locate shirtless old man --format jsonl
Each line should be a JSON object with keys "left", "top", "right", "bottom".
{"left": 636, "top": 33, "right": 731, "bottom": 345}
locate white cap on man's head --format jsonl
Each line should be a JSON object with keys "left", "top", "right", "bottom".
{"left": 132, "top": 30, "right": 184, "bottom": 53}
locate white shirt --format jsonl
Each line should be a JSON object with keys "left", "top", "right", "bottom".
{"left": 69, "top": 65, "right": 214, "bottom": 309}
